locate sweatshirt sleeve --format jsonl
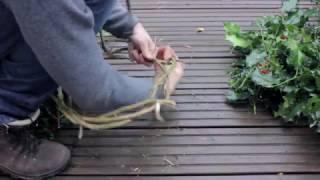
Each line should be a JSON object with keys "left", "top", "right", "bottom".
{"left": 3, "top": 0, "right": 152, "bottom": 113}
{"left": 103, "top": 0, "right": 139, "bottom": 39}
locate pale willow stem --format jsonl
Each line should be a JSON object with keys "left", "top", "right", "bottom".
{"left": 77, "top": 104, "right": 157, "bottom": 123}
{"left": 155, "top": 101, "right": 165, "bottom": 122}
{"left": 55, "top": 97, "right": 175, "bottom": 123}
{"left": 78, "top": 126, "right": 83, "bottom": 139}
{"left": 60, "top": 106, "right": 132, "bottom": 130}
{"left": 54, "top": 58, "right": 178, "bottom": 138}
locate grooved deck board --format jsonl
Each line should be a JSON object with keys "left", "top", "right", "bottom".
{"left": 55, "top": 176, "right": 320, "bottom": 180}
{"left": 47, "top": 0, "right": 320, "bottom": 179}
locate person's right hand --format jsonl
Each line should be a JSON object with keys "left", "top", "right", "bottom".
{"left": 155, "top": 46, "right": 184, "bottom": 96}
{"left": 128, "top": 23, "right": 157, "bottom": 66}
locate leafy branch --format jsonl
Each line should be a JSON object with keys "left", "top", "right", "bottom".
{"left": 225, "top": 0, "right": 320, "bottom": 131}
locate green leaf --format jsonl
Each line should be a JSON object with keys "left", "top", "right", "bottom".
{"left": 224, "top": 22, "right": 252, "bottom": 48}
{"left": 283, "top": 86, "right": 298, "bottom": 93}
{"left": 288, "top": 50, "right": 304, "bottom": 67}
{"left": 226, "top": 90, "right": 249, "bottom": 104}
{"left": 305, "top": 96, "right": 320, "bottom": 113}
{"left": 275, "top": 95, "right": 303, "bottom": 121}
{"left": 224, "top": 22, "right": 241, "bottom": 34}
{"left": 281, "top": 0, "right": 298, "bottom": 13}
{"left": 286, "top": 10, "right": 304, "bottom": 25}
{"left": 246, "top": 49, "right": 267, "bottom": 67}
{"left": 304, "top": 8, "right": 319, "bottom": 17}
{"left": 286, "top": 38, "right": 298, "bottom": 50}
{"left": 285, "top": 9, "right": 315, "bottom": 27}
{"left": 314, "top": 71, "right": 320, "bottom": 90}
{"left": 225, "top": 34, "right": 251, "bottom": 48}
{"left": 251, "top": 69, "right": 280, "bottom": 88}
{"left": 285, "top": 38, "right": 305, "bottom": 67}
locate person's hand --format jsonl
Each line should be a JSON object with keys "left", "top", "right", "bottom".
{"left": 155, "top": 46, "right": 184, "bottom": 95}
{"left": 129, "top": 23, "right": 157, "bottom": 66}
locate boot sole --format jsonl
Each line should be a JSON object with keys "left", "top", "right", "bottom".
{"left": 0, "top": 156, "right": 70, "bottom": 180}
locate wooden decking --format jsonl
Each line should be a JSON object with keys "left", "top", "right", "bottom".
{"left": 56, "top": 0, "right": 320, "bottom": 179}
{"left": 32, "top": 0, "right": 320, "bottom": 179}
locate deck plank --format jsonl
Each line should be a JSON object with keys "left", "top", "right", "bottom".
{"left": 54, "top": 0, "right": 320, "bottom": 179}
{"left": 55, "top": 175, "right": 320, "bottom": 180}
{"left": 55, "top": 128, "right": 320, "bottom": 175}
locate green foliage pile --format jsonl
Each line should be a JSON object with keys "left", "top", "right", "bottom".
{"left": 225, "top": 0, "right": 320, "bottom": 130}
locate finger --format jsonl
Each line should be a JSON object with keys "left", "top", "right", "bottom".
{"left": 131, "top": 49, "right": 144, "bottom": 64}
{"left": 139, "top": 54, "right": 153, "bottom": 67}
{"left": 166, "top": 62, "right": 184, "bottom": 95}
{"left": 136, "top": 53, "right": 146, "bottom": 65}
{"left": 128, "top": 48, "right": 136, "bottom": 63}
{"left": 149, "top": 41, "right": 158, "bottom": 59}
{"left": 157, "top": 46, "right": 174, "bottom": 60}
{"left": 144, "top": 61, "right": 153, "bottom": 67}
{"left": 156, "top": 47, "right": 165, "bottom": 60}
{"left": 141, "top": 41, "right": 156, "bottom": 61}
{"left": 166, "top": 46, "right": 178, "bottom": 60}
{"left": 163, "top": 46, "right": 173, "bottom": 60}
{"left": 128, "top": 42, "right": 134, "bottom": 51}
{"left": 131, "top": 47, "right": 153, "bottom": 66}
{"left": 128, "top": 43, "right": 136, "bottom": 63}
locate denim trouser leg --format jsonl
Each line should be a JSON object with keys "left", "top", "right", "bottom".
{"left": 0, "top": 40, "right": 58, "bottom": 124}
{"left": 0, "top": 0, "right": 121, "bottom": 124}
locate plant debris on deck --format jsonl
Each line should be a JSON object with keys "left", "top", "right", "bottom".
{"left": 225, "top": 0, "right": 320, "bottom": 131}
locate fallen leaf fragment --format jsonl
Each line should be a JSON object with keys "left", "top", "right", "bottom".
{"left": 197, "top": 27, "right": 205, "bottom": 32}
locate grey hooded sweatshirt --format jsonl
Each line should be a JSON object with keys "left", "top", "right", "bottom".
{"left": 0, "top": 0, "right": 153, "bottom": 120}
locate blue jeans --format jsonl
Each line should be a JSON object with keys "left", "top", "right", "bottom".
{"left": 0, "top": 0, "right": 124, "bottom": 123}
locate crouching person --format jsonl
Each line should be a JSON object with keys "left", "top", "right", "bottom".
{"left": 0, "top": 0, "right": 183, "bottom": 179}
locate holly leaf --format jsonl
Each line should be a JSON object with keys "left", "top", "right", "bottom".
{"left": 286, "top": 38, "right": 298, "bottom": 50}
{"left": 224, "top": 22, "right": 241, "bottom": 34}
{"left": 314, "top": 71, "right": 320, "bottom": 90}
{"left": 286, "top": 10, "right": 305, "bottom": 25}
{"left": 251, "top": 69, "right": 279, "bottom": 88}
{"left": 225, "top": 34, "right": 251, "bottom": 48}
{"left": 304, "top": 8, "right": 319, "bottom": 17}
{"left": 275, "top": 95, "right": 303, "bottom": 121}
{"left": 288, "top": 50, "right": 305, "bottom": 67}
{"left": 305, "top": 96, "right": 320, "bottom": 113}
{"left": 246, "top": 49, "right": 267, "bottom": 67}
{"left": 286, "top": 9, "right": 317, "bottom": 27}
{"left": 226, "top": 90, "right": 249, "bottom": 104}
{"left": 286, "top": 38, "right": 304, "bottom": 67}
{"left": 281, "top": 0, "right": 298, "bottom": 13}
{"left": 224, "top": 22, "right": 252, "bottom": 48}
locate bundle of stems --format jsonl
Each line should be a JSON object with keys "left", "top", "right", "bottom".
{"left": 53, "top": 58, "right": 177, "bottom": 138}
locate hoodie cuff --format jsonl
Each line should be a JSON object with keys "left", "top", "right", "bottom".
{"left": 121, "top": 15, "right": 139, "bottom": 39}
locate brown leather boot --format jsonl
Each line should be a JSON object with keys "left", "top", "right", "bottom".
{"left": 0, "top": 125, "right": 70, "bottom": 179}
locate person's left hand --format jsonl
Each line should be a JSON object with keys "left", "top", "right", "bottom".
{"left": 128, "top": 23, "right": 157, "bottom": 66}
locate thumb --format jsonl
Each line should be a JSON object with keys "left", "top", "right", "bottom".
{"left": 157, "top": 46, "right": 176, "bottom": 60}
